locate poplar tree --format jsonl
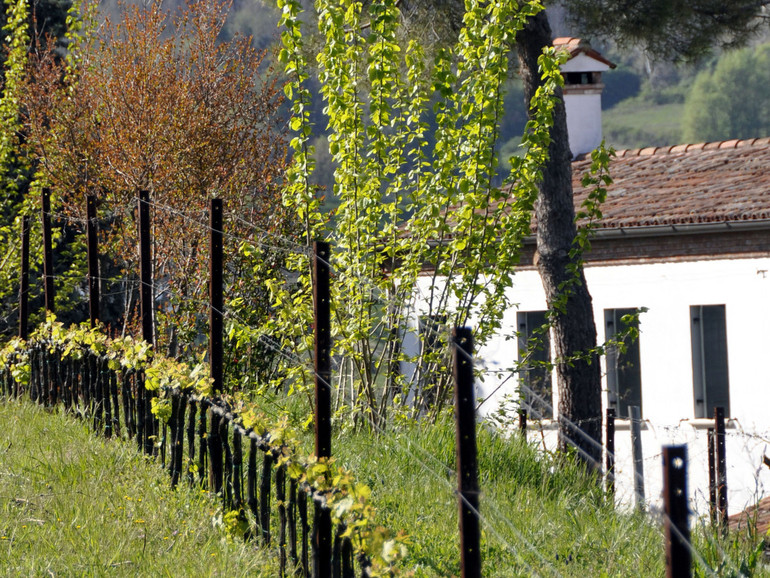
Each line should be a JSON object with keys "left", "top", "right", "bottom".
{"left": 272, "top": 0, "right": 618, "bottom": 442}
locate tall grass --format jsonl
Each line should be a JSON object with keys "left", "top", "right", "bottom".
{"left": 333, "top": 416, "right": 767, "bottom": 576}
{"left": 1, "top": 396, "right": 766, "bottom": 576}
{"left": 0, "top": 400, "right": 275, "bottom": 576}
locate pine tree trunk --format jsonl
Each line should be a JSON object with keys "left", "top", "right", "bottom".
{"left": 516, "top": 11, "right": 602, "bottom": 467}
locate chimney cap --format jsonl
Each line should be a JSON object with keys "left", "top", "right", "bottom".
{"left": 553, "top": 37, "right": 617, "bottom": 70}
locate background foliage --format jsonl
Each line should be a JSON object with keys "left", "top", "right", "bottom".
{"left": 16, "top": 0, "right": 297, "bottom": 386}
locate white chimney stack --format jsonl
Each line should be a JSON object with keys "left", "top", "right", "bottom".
{"left": 554, "top": 38, "right": 616, "bottom": 158}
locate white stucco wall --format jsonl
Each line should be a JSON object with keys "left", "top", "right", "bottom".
{"left": 473, "top": 256, "right": 770, "bottom": 427}
{"left": 531, "top": 424, "right": 770, "bottom": 517}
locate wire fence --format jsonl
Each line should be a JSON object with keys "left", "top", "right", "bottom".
{"left": 2, "top": 192, "right": 767, "bottom": 576}
{"left": 0, "top": 336, "right": 374, "bottom": 577}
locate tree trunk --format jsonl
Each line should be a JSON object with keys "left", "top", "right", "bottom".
{"left": 516, "top": 11, "right": 602, "bottom": 467}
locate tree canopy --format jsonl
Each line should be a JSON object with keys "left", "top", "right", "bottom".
{"left": 564, "top": 0, "right": 770, "bottom": 61}
{"left": 0, "top": 0, "right": 295, "bottom": 380}
{"left": 269, "top": 0, "right": 592, "bottom": 426}
{"left": 683, "top": 43, "right": 770, "bottom": 142}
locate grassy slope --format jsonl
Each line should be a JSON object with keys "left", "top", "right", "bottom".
{"left": 333, "top": 417, "right": 768, "bottom": 577}
{"left": 602, "top": 98, "right": 685, "bottom": 151}
{"left": 0, "top": 400, "right": 276, "bottom": 577}
{"left": 333, "top": 418, "right": 665, "bottom": 576}
{"left": 0, "top": 398, "right": 765, "bottom": 576}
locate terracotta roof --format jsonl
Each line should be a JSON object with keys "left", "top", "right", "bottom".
{"left": 570, "top": 137, "right": 770, "bottom": 230}
{"left": 553, "top": 37, "right": 616, "bottom": 69}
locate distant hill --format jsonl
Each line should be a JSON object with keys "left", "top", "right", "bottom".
{"left": 92, "top": 1, "right": 766, "bottom": 189}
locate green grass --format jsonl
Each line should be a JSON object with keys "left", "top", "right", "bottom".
{"left": 331, "top": 416, "right": 769, "bottom": 577}
{"left": 1, "top": 397, "right": 766, "bottom": 576}
{"left": 333, "top": 418, "right": 663, "bottom": 576}
{"left": 0, "top": 400, "right": 276, "bottom": 576}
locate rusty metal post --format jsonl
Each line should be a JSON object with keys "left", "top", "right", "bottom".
{"left": 209, "top": 198, "right": 223, "bottom": 395}
{"left": 714, "top": 406, "right": 727, "bottom": 532}
{"left": 707, "top": 428, "right": 716, "bottom": 527}
{"left": 138, "top": 190, "right": 153, "bottom": 346}
{"left": 606, "top": 408, "right": 616, "bottom": 499}
{"left": 18, "top": 215, "right": 30, "bottom": 340}
{"left": 663, "top": 445, "right": 691, "bottom": 578}
{"left": 454, "top": 327, "right": 481, "bottom": 578}
{"left": 630, "top": 405, "right": 645, "bottom": 510}
{"left": 86, "top": 194, "right": 100, "bottom": 326}
{"left": 312, "top": 240, "right": 332, "bottom": 578}
{"left": 138, "top": 190, "right": 154, "bottom": 454}
{"left": 41, "top": 189, "right": 55, "bottom": 314}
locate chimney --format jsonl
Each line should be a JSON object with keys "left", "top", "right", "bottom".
{"left": 553, "top": 38, "right": 616, "bottom": 158}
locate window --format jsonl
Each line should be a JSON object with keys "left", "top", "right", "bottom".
{"left": 517, "top": 311, "right": 552, "bottom": 419}
{"left": 418, "top": 314, "right": 447, "bottom": 406}
{"left": 691, "top": 305, "right": 730, "bottom": 418}
{"left": 604, "top": 309, "right": 643, "bottom": 419}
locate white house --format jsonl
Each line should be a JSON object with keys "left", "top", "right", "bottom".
{"left": 412, "top": 39, "right": 770, "bottom": 514}
{"left": 476, "top": 137, "right": 770, "bottom": 430}
{"left": 482, "top": 135, "right": 770, "bottom": 514}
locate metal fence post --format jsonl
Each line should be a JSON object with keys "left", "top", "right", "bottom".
{"left": 209, "top": 198, "right": 223, "bottom": 395}
{"left": 138, "top": 190, "right": 153, "bottom": 346}
{"left": 313, "top": 240, "right": 332, "bottom": 578}
{"left": 453, "top": 327, "right": 481, "bottom": 578}
{"left": 606, "top": 408, "right": 616, "bottom": 499}
{"left": 707, "top": 428, "right": 716, "bottom": 527}
{"left": 42, "top": 189, "right": 55, "bottom": 314}
{"left": 714, "top": 406, "right": 728, "bottom": 532}
{"left": 663, "top": 445, "right": 691, "bottom": 578}
{"left": 138, "top": 190, "right": 154, "bottom": 454}
{"left": 18, "top": 215, "right": 30, "bottom": 340}
{"left": 86, "top": 194, "right": 99, "bottom": 326}
{"left": 630, "top": 405, "right": 645, "bottom": 510}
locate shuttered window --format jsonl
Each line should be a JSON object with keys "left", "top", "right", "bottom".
{"left": 517, "top": 311, "right": 552, "bottom": 419}
{"left": 691, "top": 305, "right": 730, "bottom": 418}
{"left": 604, "top": 308, "right": 643, "bottom": 419}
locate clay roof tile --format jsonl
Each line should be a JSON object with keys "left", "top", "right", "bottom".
{"left": 552, "top": 37, "right": 617, "bottom": 68}
{"left": 566, "top": 138, "right": 770, "bottom": 231}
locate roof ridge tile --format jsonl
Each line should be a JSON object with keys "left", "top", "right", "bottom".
{"left": 608, "top": 137, "right": 770, "bottom": 158}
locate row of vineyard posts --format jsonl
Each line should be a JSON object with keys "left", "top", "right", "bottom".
{"left": 10, "top": 191, "right": 362, "bottom": 577}
{"left": 7, "top": 189, "right": 732, "bottom": 577}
